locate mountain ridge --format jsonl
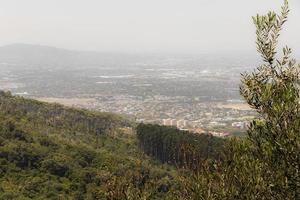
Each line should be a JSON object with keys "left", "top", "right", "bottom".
{"left": 0, "top": 43, "right": 141, "bottom": 70}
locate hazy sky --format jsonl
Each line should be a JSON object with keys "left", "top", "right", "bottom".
{"left": 0, "top": 0, "right": 299, "bottom": 54}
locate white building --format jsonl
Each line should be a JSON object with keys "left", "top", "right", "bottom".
{"left": 177, "top": 119, "right": 187, "bottom": 128}
{"left": 163, "top": 119, "right": 172, "bottom": 126}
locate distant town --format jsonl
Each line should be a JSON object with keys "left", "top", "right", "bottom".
{"left": 0, "top": 44, "right": 259, "bottom": 137}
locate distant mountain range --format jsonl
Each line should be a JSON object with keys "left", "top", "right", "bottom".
{"left": 0, "top": 43, "right": 297, "bottom": 71}
{"left": 0, "top": 44, "right": 140, "bottom": 70}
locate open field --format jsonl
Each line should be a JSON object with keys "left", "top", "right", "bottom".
{"left": 217, "top": 103, "right": 252, "bottom": 111}
{"left": 35, "top": 97, "right": 96, "bottom": 107}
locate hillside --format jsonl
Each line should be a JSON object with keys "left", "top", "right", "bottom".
{"left": 0, "top": 91, "right": 181, "bottom": 199}
{"left": 2, "top": 85, "right": 296, "bottom": 199}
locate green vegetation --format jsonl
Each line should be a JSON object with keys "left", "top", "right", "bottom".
{"left": 0, "top": 91, "right": 181, "bottom": 199}
{"left": 0, "top": 91, "right": 130, "bottom": 137}
{"left": 176, "top": 1, "right": 300, "bottom": 199}
{"left": 137, "top": 123, "right": 223, "bottom": 170}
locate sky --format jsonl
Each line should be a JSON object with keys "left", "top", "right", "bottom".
{"left": 0, "top": 0, "right": 299, "bottom": 55}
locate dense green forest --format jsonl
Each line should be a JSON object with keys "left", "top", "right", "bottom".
{"left": 137, "top": 123, "right": 224, "bottom": 170}
{"left": 0, "top": 91, "right": 184, "bottom": 199}
{"left": 0, "top": 91, "right": 226, "bottom": 199}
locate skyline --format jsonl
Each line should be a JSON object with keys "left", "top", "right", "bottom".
{"left": 0, "top": 0, "right": 299, "bottom": 54}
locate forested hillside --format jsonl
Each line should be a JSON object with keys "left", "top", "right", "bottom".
{"left": 0, "top": 91, "right": 183, "bottom": 199}
{"left": 0, "top": 91, "right": 130, "bottom": 137}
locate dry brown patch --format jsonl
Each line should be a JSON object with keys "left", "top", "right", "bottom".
{"left": 217, "top": 103, "right": 251, "bottom": 111}
{"left": 35, "top": 97, "right": 96, "bottom": 107}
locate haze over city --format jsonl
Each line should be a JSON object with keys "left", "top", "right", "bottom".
{"left": 0, "top": 0, "right": 299, "bottom": 134}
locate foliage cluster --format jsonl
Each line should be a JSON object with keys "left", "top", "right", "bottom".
{"left": 0, "top": 93, "right": 179, "bottom": 199}
{"left": 137, "top": 123, "right": 224, "bottom": 170}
